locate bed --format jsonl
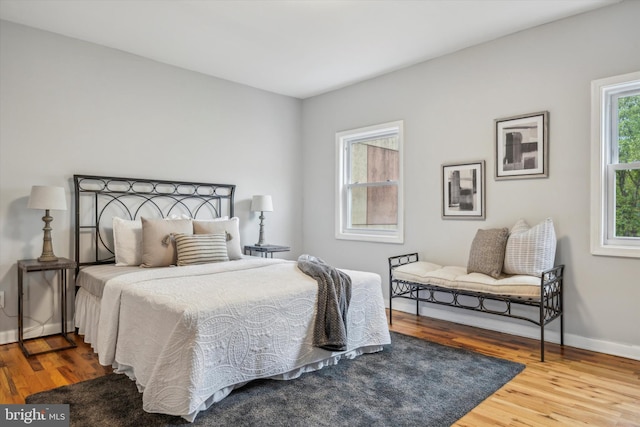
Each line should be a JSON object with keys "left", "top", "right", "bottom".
{"left": 72, "top": 175, "right": 390, "bottom": 421}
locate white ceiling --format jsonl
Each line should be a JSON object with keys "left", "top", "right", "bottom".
{"left": 0, "top": 0, "right": 619, "bottom": 99}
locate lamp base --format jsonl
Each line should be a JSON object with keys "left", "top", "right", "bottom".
{"left": 38, "top": 210, "right": 58, "bottom": 262}
{"left": 255, "top": 211, "right": 267, "bottom": 247}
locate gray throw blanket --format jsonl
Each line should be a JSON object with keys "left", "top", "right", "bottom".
{"left": 297, "top": 254, "right": 352, "bottom": 351}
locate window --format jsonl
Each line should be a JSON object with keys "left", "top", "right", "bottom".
{"left": 591, "top": 71, "right": 640, "bottom": 258}
{"left": 336, "top": 121, "right": 404, "bottom": 243}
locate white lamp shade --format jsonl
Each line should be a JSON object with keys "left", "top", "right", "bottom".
{"left": 28, "top": 186, "right": 67, "bottom": 211}
{"left": 251, "top": 195, "right": 273, "bottom": 212}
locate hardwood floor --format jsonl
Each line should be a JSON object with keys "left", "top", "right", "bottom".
{"left": 388, "top": 311, "right": 640, "bottom": 427}
{"left": 1, "top": 311, "right": 639, "bottom": 426}
{"left": 0, "top": 335, "right": 112, "bottom": 404}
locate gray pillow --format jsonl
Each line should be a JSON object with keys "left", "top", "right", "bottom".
{"left": 141, "top": 218, "right": 193, "bottom": 267}
{"left": 467, "top": 227, "right": 509, "bottom": 279}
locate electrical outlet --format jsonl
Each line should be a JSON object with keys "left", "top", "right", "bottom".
{"left": 0, "top": 291, "right": 4, "bottom": 308}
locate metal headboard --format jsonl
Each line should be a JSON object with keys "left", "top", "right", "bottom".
{"left": 74, "top": 174, "right": 235, "bottom": 268}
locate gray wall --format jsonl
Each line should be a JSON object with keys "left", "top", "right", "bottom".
{"left": 0, "top": 21, "right": 302, "bottom": 343}
{"left": 302, "top": 1, "right": 640, "bottom": 359}
{"left": 1, "top": 1, "right": 638, "bottom": 359}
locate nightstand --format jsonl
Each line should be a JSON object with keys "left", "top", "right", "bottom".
{"left": 244, "top": 244, "right": 290, "bottom": 258}
{"left": 17, "top": 257, "right": 77, "bottom": 357}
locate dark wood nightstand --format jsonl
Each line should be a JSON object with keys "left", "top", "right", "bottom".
{"left": 17, "top": 257, "right": 77, "bottom": 357}
{"left": 244, "top": 244, "right": 290, "bottom": 258}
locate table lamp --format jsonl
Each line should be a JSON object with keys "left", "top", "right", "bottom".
{"left": 251, "top": 195, "right": 273, "bottom": 246}
{"left": 28, "top": 185, "right": 67, "bottom": 262}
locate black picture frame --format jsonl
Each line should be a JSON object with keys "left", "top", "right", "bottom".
{"left": 495, "top": 111, "right": 549, "bottom": 180}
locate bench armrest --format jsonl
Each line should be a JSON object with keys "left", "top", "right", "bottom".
{"left": 541, "top": 264, "right": 564, "bottom": 299}
{"left": 388, "top": 253, "right": 419, "bottom": 270}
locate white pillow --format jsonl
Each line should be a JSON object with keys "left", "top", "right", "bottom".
{"left": 193, "top": 217, "right": 242, "bottom": 260}
{"left": 503, "top": 218, "right": 556, "bottom": 277}
{"left": 113, "top": 217, "right": 142, "bottom": 266}
{"left": 165, "top": 213, "right": 193, "bottom": 220}
{"left": 192, "top": 216, "right": 229, "bottom": 222}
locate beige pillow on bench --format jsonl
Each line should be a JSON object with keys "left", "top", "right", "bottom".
{"left": 467, "top": 227, "right": 509, "bottom": 279}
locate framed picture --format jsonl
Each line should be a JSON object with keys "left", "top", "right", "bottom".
{"left": 495, "top": 111, "right": 548, "bottom": 180}
{"left": 442, "top": 160, "right": 485, "bottom": 219}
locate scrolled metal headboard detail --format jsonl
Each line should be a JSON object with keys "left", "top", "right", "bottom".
{"left": 74, "top": 174, "right": 235, "bottom": 268}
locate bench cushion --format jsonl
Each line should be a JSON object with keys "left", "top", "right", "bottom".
{"left": 393, "top": 261, "right": 540, "bottom": 298}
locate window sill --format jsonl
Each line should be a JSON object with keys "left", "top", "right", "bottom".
{"left": 335, "top": 232, "right": 404, "bottom": 244}
{"left": 591, "top": 243, "right": 640, "bottom": 259}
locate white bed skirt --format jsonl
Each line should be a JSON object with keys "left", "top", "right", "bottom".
{"left": 74, "top": 287, "right": 101, "bottom": 351}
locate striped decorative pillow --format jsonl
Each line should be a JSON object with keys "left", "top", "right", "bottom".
{"left": 503, "top": 218, "right": 556, "bottom": 277}
{"left": 174, "top": 233, "right": 229, "bottom": 266}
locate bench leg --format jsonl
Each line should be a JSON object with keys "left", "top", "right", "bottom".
{"left": 389, "top": 279, "right": 393, "bottom": 325}
{"left": 540, "top": 323, "right": 545, "bottom": 362}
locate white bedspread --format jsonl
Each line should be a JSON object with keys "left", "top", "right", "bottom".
{"left": 90, "top": 257, "right": 390, "bottom": 421}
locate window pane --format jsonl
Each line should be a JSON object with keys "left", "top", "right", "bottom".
{"left": 349, "top": 185, "right": 397, "bottom": 229}
{"left": 615, "top": 168, "right": 640, "bottom": 238}
{"left": 618, "top": 94, "right": 640, "bottom": 163}
{"left": 349, "top": 137, "right": 399, "bottom": 184}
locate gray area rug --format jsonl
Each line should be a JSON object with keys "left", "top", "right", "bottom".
{"left": 27, "top": 332, "right": 524, "bottom": 426}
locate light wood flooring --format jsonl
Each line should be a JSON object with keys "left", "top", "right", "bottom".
{"left": 1, "top": 311, "right": 639, "bottom": 426}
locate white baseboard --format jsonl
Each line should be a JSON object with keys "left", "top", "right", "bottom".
{"left": 390, "top": 299, "right": 640, "bottom": 361}
{"left": 0, "top": 321, "right": 75, "bottom": 346}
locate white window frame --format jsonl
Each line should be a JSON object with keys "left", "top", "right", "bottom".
{"left": 590, "top": 71, "right": 640, "bottom": 258}
{"left": 335, "top": 120, "right": 404, "bottom": 244}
